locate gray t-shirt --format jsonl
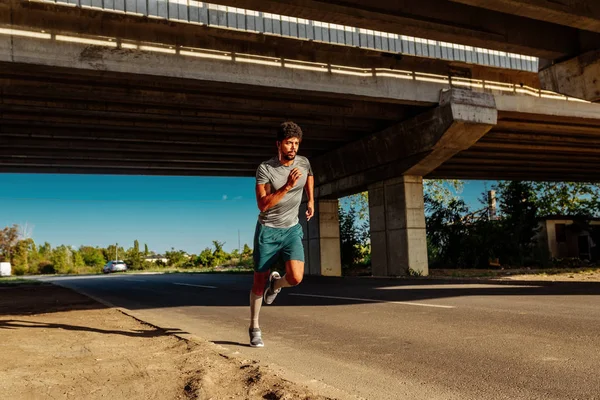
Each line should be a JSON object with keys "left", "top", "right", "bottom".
{"left": 256, "top": 156, "right": 313, "bottom": 228}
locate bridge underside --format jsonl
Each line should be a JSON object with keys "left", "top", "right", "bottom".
{"left": 432, "top": 111, "right": 600, "bottom": 182}
{"left": 0, "top": 62, "right": 423, "bottom": 177}
{"left": 2, "top": 1, "right": 600, "bottom": 278}
{"left": 2, "top": 62, "right": 599, "bottom": 183}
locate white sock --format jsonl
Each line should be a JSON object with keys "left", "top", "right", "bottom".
{"left": 249, "top": 291, "right": 262, "bottom": 329}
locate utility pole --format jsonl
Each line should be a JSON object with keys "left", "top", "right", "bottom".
{"left": 488, "top": 190, "right": 497, "bottom": 220}
{"left": 115, "top": 242, "right": 118, "bottom": 261}
{"left": 238, "top": 230, "right": 241, "bottom": 263}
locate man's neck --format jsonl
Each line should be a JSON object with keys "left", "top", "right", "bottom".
{"left": 278, "top": 156, "right": 294, "bottom": 167}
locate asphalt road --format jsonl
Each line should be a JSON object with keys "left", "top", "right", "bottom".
{"left": 37, "top": 273, "right": 600, "bottom": 400}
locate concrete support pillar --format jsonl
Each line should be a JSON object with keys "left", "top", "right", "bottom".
{"left": 300, "top": 199, "right": 342, "bottom": 276}
{"left": 368, "top": 176, "right": 428, "bottom": 277}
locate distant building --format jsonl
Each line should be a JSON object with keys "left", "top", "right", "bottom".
{"left": 537, "top": 216, "right": 600, "bottom": 261}
{"left": 144, "top": 255, "right": 168, "bottom": 263}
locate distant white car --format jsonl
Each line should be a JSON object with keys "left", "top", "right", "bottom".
{"left": 103, "top": 260, "right": 128, "bottom": 274}
{"left": 0, "top": 262, "right": 11, "bottom": 277}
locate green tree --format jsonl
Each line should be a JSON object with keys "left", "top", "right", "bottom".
{"left": 144, "top": 243, "right": 149, "bottom": 257}
{"left": 212, "top": 240, "right": 228, "bottom": 266}
{"left": 51, "top": 245, "right": 74, "bottom": 274}
{"left": 426, "top": 197, "right": 470, "bottom": 268}
{"left": 72, "top": 249, "right": 86, "bottom": 272}
{"left": 0, "top": 224, "right": 20, "bottom": 262}
{"left": 35, "top": 242, "right": 53, "bottom": 274}
{"left": 25, "top": 240, "right": 42, "bottom": 273}
{"left": 426, "top": 192, "right": 507, "bottom": 269}
{"left": 242, "top": 244, "right": 253, "bottom": 260}
{"left": 198, "top": 247, "right": 215, "bottom": 267}
{"left": 165, "top": 248, "right": 186, "bottom": 266}
{"left": 12, "top": 238, "right": 35, "bottom": 275}
{"left": 424, "top": 179, "right": 465, "bottom": 206}
{"left": 104, "top": 245, "right": 125, "bottom": 262}
{"left": 496, "top": 181, "right": 540, "bottom": 266}
{"left": 530, "top": 182, "right": 600, "bottom": 217}
{"left": 127, "top": 240, "right": 143, "bottom": 270}
{"left": 347, "top": 192, "right": 370, "bottom": 220}
{"left": 38, "top": 242, "right": 52, "bottom": 258}
{"left": 338, "top": 205, "right": 364, "bottom": 270}
{"left": 79, "top": 246, "right": 106, "bottom": 267}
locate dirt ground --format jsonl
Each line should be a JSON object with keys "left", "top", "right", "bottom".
{"left": 2, "top": 270, "right": 598, "bottom": 399}
{"left": 500, "top": 269, "right": 600, "bottom": 281}
{"left": 429, "top": 267, "right": 600, "bottom": 282}
{"left": 0, "top": 284, "right": 335, "bottom": 400}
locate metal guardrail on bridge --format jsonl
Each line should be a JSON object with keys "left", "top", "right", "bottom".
{"left": 37, "top": 0, "right": 540, "bottom": 72}
{"left": 2, "top": 26, "right": 584, "bottom": 103}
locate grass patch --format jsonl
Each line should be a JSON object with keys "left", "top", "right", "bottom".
{"left": 122, "top": 266, "right": 254, "bottom": 275}
{"left": 0, "top": 277, "right": 45, "bottom": 287}
{"left": 6, "top": 266, "right": 254, "bottom": 278}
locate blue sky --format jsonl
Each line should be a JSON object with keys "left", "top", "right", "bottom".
{"left": 0, "top": 174, "right": 494, "bottom": 254}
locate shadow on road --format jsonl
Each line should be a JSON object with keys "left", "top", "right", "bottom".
{"left": 0, "top": 319, "right": 186, "bottom": 338}
{"left": 211, "top": 340, "right": 251, "bottom": 348}
{"left": 0, "top": 284, "right": 107, "bottom": 316}
{"left": 8, "top": 274, "right": 600, "bottom": 316}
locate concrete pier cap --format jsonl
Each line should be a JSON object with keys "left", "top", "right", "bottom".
{"left": 311, "top": 88, "right": 499, "bottom": 276}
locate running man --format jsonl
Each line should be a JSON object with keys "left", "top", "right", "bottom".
{"left": 249, "top": 121, "right": 314, "bottom": 348}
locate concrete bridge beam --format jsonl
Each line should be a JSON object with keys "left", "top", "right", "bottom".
{"left": 539, "top": 49, "right": 600, "bottom": 103}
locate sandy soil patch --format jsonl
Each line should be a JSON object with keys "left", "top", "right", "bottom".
{"left": 0, "top": 284, "right": 335, "bottom": 400}
{"left": 430, "top": 267, "right": 600, "bottom": 282}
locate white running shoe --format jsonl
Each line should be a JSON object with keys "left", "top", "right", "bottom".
{"left": 263, "top": 271, "right": 281, "bottom": 305}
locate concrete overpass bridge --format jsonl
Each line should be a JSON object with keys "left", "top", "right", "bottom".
{"left": 212, "top": 0, "right": 600, "bottom": 103}
{"left": 1, "top": 0, "right": 600, "bottom": 278}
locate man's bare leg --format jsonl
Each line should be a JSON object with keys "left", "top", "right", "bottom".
{"left": 273, "top": 260, "right": 304, "bottom": 290}
{"left": 263, "top": 261, "right": 304, "bottom": 305}
{"left": 249, "top": 271, "right": 269, "bottom": 347}
{"left": 249, "top": 291, "right": 262, "bottom": 329}
{"left": 250, "top": 271, "right": 269, "bottom": 329}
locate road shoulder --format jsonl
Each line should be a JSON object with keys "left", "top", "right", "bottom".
{"left": 0, "top": 283, "right": 337, "bottom": 400}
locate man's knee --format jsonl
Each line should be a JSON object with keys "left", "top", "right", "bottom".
{"left": 285, "top": 273, "right": 303, "bottom": 286}
{"left": 251, "top": 284, "right": 265, "bottom": 296}
{"left": 252, "top": 271, "right": 269, "bottom": 296}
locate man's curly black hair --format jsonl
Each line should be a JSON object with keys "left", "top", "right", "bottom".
{"left": 277, "top": 121, "right": 303, "bottom": 142}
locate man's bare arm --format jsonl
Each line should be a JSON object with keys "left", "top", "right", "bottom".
{"left": 256, "top": 168, "right": 302, "bottom": 212}
{"left": 256, "top": 183, "right": 291, "bottom": 212}
{"left": 304, "top": 175, "right": 315, "bottom": 221}
{"left": 304, "top": 175, "right": 314, "bottom": 203}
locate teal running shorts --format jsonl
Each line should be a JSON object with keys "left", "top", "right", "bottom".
{"left": 253, "top": 222, "right": 305, "bottom": 272}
